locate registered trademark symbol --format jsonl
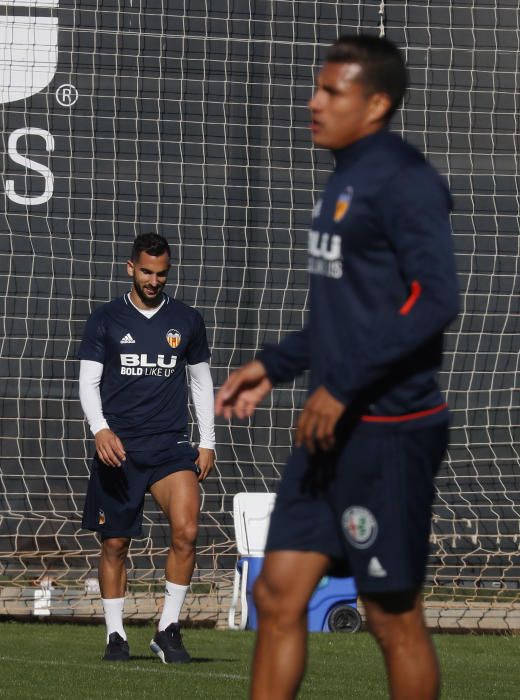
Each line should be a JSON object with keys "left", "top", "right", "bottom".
{"left": 56, "top": 84, "right": 79, "bottom": 107}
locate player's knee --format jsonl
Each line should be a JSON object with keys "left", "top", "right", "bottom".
{"left": 366, "top": 612, "right": 398, "bottom": 653}
{"left": 171, "top": 521, "right": 198, "bottom": 551}
{"left": 102, "top": 537, "right": 130, "bottom": 561}
{"left": 253, "top": 575, "right": 279, "bottom": 618}
{"left": 253, "top": 574, "right": 304, "bottom": 623}
{"left": 363, "top": 590, "right": 422, "bottom": 652}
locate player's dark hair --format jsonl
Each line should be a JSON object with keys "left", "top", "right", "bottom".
{"left": 326, "top": 34, "right": 407, "bottom": 121}
{"left": 131, "top": 232, "right": 171, "bottom": 261}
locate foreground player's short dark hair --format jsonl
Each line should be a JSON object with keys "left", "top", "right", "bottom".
{"left": 131, "top": 232, "right": 171, "bottom": 261}
{"left": 326, "top": 34, "right": 407, "bottom": 121}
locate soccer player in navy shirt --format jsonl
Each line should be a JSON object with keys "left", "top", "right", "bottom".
{"left": 216, "top": 36, "right": 459, "bottom": 699}
{"left": 79, "top": 233, "right": 215, "bottom": 663}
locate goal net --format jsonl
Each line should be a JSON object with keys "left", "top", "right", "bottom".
{"left": 1, "top": 0, "right": 519, "bottom": 628}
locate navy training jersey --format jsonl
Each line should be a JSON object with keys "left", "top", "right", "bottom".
{"left": 78, "top": 294, "right": 210, "bottom": 448}
{"left": 258, "top": 129, "right": 459, "bottom": 423}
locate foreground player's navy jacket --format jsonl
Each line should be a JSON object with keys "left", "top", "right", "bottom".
{"left": 258, "top": 129, "right": 459, "bottom": 423}
{"left": 78, "top": 294, "right": 210, "bottom": 447}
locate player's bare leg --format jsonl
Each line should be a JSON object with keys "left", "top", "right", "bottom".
{"left": 149, "top": 470, "right": 200, "bottom": 663}
{"left": 99, "top": 536, "right": 130, "bottom": 598}
{"left": 251, "top": 550, "right": 330, "bottom": 700}
{"left": 150, "top": 469, "right": 201, "bottom": 585}
{"left": 98, "top": 536, "right": 131, "bottom": 659}
{"left": 362, "top": 590, "right": 439, "bottom": 700}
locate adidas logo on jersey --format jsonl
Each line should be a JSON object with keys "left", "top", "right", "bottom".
{"left": 120, "top": 333, "right": 135, "bottom": 344}
{"left": 368, "top": 557, "right": 387, "bottom": 578}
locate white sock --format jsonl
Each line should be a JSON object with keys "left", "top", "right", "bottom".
{"left": 102, "top": 597, "right": 127, "bottom": 642}
{"left": 158, "top": 581, "right": 188, "bottom": 631}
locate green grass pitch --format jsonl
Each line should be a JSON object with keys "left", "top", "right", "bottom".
{"left": 1, "top": 622, "right": 519, "bottom": 699}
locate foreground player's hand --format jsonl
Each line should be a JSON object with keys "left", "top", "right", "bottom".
{"left": 295, "top": 386, "right": 346, "bottom": 454}
{"left": 95, "top": 428, "right": 126, "bottom": 467}
{"left": 195, "top": 448, "right": 215, "bottom": 481}
{"left": 215, "top": 360, "right": 273, "bottom": 420}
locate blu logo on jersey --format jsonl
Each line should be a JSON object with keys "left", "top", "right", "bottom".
{"left": 120, "top": 353, "right": 178, "bottom": 377}
{"left": 308, "top": 230, "right": 343, "bottom": 279}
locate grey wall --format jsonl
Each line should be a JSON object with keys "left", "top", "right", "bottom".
{"left": 0, "top": 0, "right": 518, "bottom": 591}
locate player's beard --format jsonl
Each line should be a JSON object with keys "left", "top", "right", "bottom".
{"left": 133, "top": 280, "right": 164, "bottom": 307}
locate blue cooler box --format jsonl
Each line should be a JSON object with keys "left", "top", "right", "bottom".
{"left": 236, "top": 556, "right": 361, "bottom": 633}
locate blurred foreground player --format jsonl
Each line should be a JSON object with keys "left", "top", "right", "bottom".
{"left": 79, "top": 233, "right": 215, "bottom": 663}
{"left": 216, "top": 35, "right": 459, "bottom": 699}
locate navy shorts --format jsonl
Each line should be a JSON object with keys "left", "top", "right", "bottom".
{"left": 82, "top": 441, "right": 199, "bottom": 538}
{"left": 265, "top": 419, "right": 449, "bottom": 593}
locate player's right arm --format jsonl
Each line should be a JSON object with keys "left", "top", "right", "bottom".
{"left": 79, "top": 360, "right": 126, "bottom": 467}
{"left": 215, "top": 325, "right": 310, "bottom": 420}
{"left": 215, "top": 360, "right": 273, "bottom": 420}
{"left": 94, "top": 428, "right": 126, "bottom": 468}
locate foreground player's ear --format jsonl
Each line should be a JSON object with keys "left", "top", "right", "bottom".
{"left": 368, "top": 92, "right": 393, "bottom": 125}
{"left": 127, "top": 259, "right": 135, "bottom": 278}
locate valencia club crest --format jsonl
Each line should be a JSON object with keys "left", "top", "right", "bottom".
{"left": 166, "top": 329, "right": 181, "bottom": 348}
{"left": 334, "top": 186, "right": 354, "bottom": 223}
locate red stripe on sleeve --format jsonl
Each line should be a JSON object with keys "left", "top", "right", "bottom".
{"left": 399, "top": 280, "right": 422, "bottom": 315}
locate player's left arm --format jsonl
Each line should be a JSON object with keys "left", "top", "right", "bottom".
{"left": 186, "top": 311, "right": 215, "bottom": 481}
{"left": 188, "top": 361, "right": 215, "bottom": 480}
